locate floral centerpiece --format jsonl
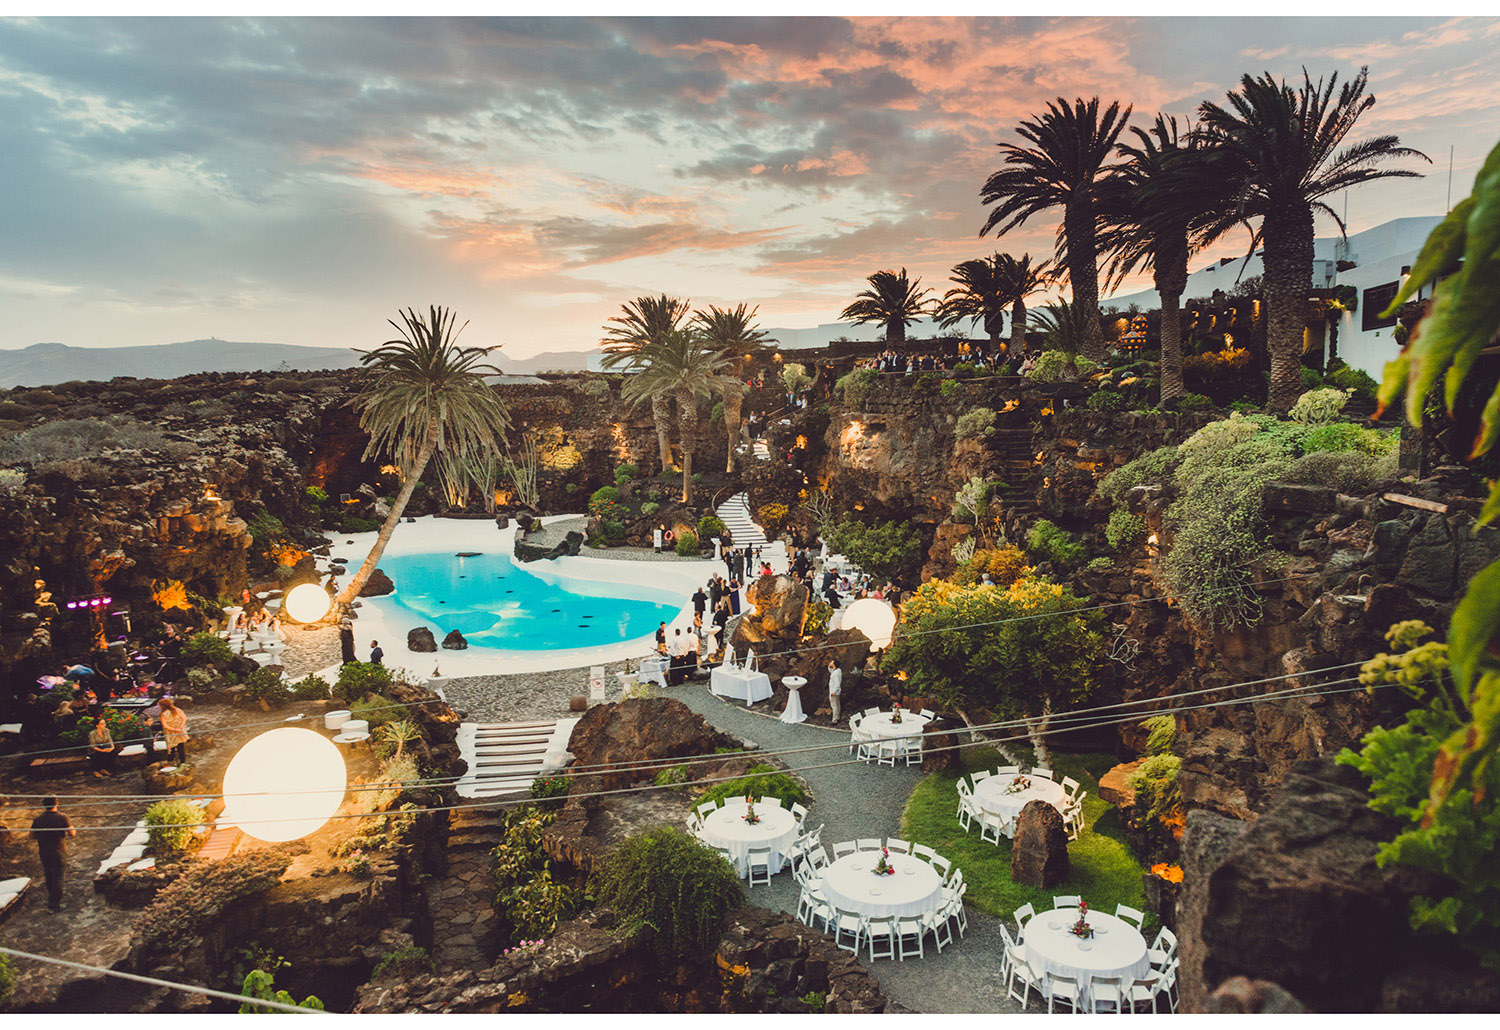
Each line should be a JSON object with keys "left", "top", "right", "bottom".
{"left": 872, "top": 846, "right": 896, "bottom": 876}
{"left": 890, "top": 703, "right": 903, "bottom": 725}
{"left": 1005, "top": 774, "right": 1032, "bottom": 795}
{"left": 1069, "top": 901, "right": 1094, "bottom": 939}
{"left": 743, "top": 801, "right": 760, "bottom": 825}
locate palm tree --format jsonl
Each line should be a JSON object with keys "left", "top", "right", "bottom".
{"left": 1197, "top": 67, "right": 1426, "bottom": 410}
{"left": 980, "top": 97, "right": 1131, "bottom": 361}
{"left": 840, "top": 269, "right": 932, "bottom": 345}
{"left": 992, "top": 253, "right": 1055, "bottom": 355}
{"left": 936, "top": 257, "right": 1008, "bottom": 342}
{"left": 1031, "top": 297, "right": 1097, "bottom": 373}
{"left": 1096, "top": 115, "right": 1234, "bottom": 402}
{"left": 601, "top": 295, "right": 692, "bottom": 471}
{"left": 692, "top": 303, "right": 772, "bottom": 471}
{"left": 334, "top": 307, "right": 509, "bottom": 605}
{"left": 620, "top": 329, "right": 737, "bottom": 504}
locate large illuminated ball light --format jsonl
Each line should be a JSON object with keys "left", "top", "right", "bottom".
{"left": 284, "top": 583, "right": 333, "bottom": 624}
{"left": 223, "top": 728, "right": 347, "bottom": 842}
{"left": 843, "top": 598, "right": 896, "bottom": 651}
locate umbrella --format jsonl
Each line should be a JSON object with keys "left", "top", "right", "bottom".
{"left": 64, "top": 665, "right": 95, "bottom": 679}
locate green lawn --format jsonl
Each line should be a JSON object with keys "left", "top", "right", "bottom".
{"left": 900, "top": 748, "right": 1146, "bottom": 923}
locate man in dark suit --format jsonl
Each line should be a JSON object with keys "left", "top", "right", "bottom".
{"left": 31, "top": 796, "right": 76, "bottom": 910}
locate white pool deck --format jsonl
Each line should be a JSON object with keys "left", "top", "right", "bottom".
{"left": 322, "top": 515, "right": 729, "bottom": 677}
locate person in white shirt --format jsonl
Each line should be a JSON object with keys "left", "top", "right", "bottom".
{"left": 827, "top": 659, "right": 843, "bottom": 724}
{"left": 668, "top": 628, "right": 685, "bottom": 685}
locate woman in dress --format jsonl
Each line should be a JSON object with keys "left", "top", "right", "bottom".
{"left": 727, "top": 576, "right": 741, "bottom": 615}
{"left": 88, "top": 716, "right": 116, "bottom": 778}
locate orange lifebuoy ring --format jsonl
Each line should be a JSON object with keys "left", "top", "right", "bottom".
{"left": 663, "top": 530, "right": 675, "bottom": 544}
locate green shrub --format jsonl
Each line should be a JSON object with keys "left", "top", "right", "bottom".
{"left": 823, "top": 516, "right": 925, "bottom": 583}
{"left": 1141, "top": 715, "right": 1177, "bottom": 757}
{"left": 675, "top": 530, "right": 700, "bottom": 556}
{"left": 60, "top": 708, "right": 148, "bottom": 750}
{"left": 1299, "top": 366, "right": 1325, "bottom": 391}
{"left": 241, "top": 667, "right": 291, "bottom": 706}
{"left": 371, "top": 946, "right": 434, "bottom": 980}
{"left": 1105, "top": 509, "right": 1147, "bottom": 552}
{"left": 1301, "top": 421, "right": 1396, "bottom": 457}
{"left": 492, "top": 806, "right": 578, "bottom": 943}
{"left": 529, "top": 776, "right": 570, "bottom": 802}
{"left": 698, "top": 763, "right": 811, "bottom": 808}
{"left": 697, "top": 514, "right": 728, "bottom": 541}
{"left": 640, "top": 501, "right": 660, "bottom": 516}
{"left": 0, "top": 950, "right": 14, "bottom": 1004}
{"left": 184, "top": 631, "right": 234, "bottom": 666}
{"left": 1283, "top": 449, "right": 1399, "bottom": 493}
{"left": 565, "top": 482, "right": 578, "bottom": 494}
{"left": 1168, "top": 391, "right": 1215, "bottom": 413}
{"left": 1085, "top": 556, "right": 1115, "bottom": 571}
{"left": 1325, "top": 360, "right": 1378, "bottom": 401}
{"left": 1088, "top": 389, "right": 1125, "bottom": 412}
{"left": 581, "top": 377, "right": 613, "bottom": 401}
{"left": 1026, "top": 351, "right": 1098, "bottom": 382}
{"left": 238, "top": 969, "right": 324, "bottom": 1013}
{"left": 614, "top": 461, "right": 639, "bottom": 481}
{"left": 602, "top": 519, "right": 627, "bottom": 543}
{"left": 836, "top": 368, "right": 880, "bottom": 408}
{"left": 799, "top": 990, "right": 827, "bottom": 1012}
{"left": 652, "top": 764, "right": 691, "bottom": 787}
{"left": 145, "top": 798, "right": 206, "bottom": 854}
{"left": 1025, "top": 519, "right": 1086, "bottom": 568}
{"left": 335, "top": 661, "right": 393, "bottom": 703}
{"left": 288, "top": 674, "right": 330, "bottom": 701}
{"left": 1096, "top": 446, "right": 1180, "bottom": 506}
{"left": 915, "top": 373, "right": 939, "bottom": 391}
{"left": 590, "top": 485, "right": 621, "bottom": 506}
{"left": 1289, "top": 387, "right": 1351, "bottom": 424}
{"left": 304, "top": 485, "right": 329, "bottom": 504}
{"left": 955, "top": 406, "right": 996, "bottom": 439}
{"left": 349, "top": 695, "right": 405, "bottom": 728}
{"left": 1127, "top": 753, "right": 1182, "bottom": 825}
{"left": 591, "top": 826, "right": 744, "bottom": 963}
{"left": 340, "top": 515, "right": 380, "bottom": 534}
{"left": 1228, "top": 400, "right": 1260, "bottom": 414}
{"left": 939, "top": 379, "right": 962, "bottom": 398}
{"left": 803, "top": 598, "right": 833, "bottom": 637}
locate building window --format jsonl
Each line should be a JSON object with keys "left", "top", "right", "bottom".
{"left": 1362, "top": 281, "right": 1400, "bottom": 332}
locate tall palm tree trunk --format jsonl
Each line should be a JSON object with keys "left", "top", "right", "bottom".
{"left": 1262, "top": 203, "right": 1315, "bottom": 412}
{"left": 887, "top": 319, "right": 907, "bottom": 345}
{"left": 984, "top": 309, "right": 1003, "bottom": 342}
{"left": 1010, "top": 300, "right": 1027, "bottom": 353}
{"left": 334, "top": 420, "right": 437, "bottom": 606}
{"left": 722, "top": 387, "right": 743, "bottom": 473}
{"left": 650, "top": 393, "right": 675, "bottom": 472}
{"left": 678, "top": 391, "right": 698, "bottom": 504}
{"left": 1156, "top": 243, "right": 1190, "bottom": 403}
{"left": 1064, "top": 203, "right": 1106, "bottom": 360}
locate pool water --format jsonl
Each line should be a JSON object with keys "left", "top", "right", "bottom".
{"left": 377, "top": 551, "right": 683, "bottom": 652}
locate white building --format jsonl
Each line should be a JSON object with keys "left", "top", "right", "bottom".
{"left": 1103, "top": 215, "right": 1442, "bottom": 381}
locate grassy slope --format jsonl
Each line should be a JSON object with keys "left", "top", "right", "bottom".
{"left": 900, "top": 746, "right": 1145, "bottom": 922}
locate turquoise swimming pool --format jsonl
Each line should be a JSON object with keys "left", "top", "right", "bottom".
{"left": 377, "top": 551, "right": 684, "bottom": 652}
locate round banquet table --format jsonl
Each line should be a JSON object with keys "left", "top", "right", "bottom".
{"left": 858, "top": 711, "right": 928, "bottom": 740}
{"left": 818, "top": 850, "right": 943, "bottom": 920}
{"left": 973, "top": 773, "right": 1068, "bottom": 831}
{"left": 697, "top": 799, "right": 799, "bottom": 877}
{"left": 1023, "top": 909, "right": 1149, "bottom": 1003}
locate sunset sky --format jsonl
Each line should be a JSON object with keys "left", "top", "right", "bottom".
{"left": 2, "top": 15, "right": 1498, "bottom": 358}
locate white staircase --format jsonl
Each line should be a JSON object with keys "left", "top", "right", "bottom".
{"left": 752, "top": 440, "right": 771, "bottom": 460}
{"left": 455, "top": 718, "right": 578, "bottom": 799}
{"left": 717, "top": 491, "right": 767, "bottom": 546}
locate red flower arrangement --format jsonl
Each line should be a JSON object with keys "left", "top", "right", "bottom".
{"left": 872, "top": 846, "right": 896, "bottom": 876}
{"left": 1069, "top": 900, "right": 1094, "bottom": 939}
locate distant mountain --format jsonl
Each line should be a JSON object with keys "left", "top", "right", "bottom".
{"left": 0, "top": 340, "right": 363, "bottom": 388}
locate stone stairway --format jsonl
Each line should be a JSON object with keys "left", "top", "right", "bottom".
{"left": 426, "top": 806, "right": 509, "bottom": 972}
{"left": 716, "top": 491, "right": 768, "bottom": 546}
{"left": 752, "top": 439, "right": 771, "bottom": 460}
{"left": 990, "top": 428, "right": 1040, "bottom": 516}
{"left": 455, "top": 718, "right": 578, "bottom": 799}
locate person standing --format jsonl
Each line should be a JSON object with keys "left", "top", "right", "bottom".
{"left": 370, "top": 640, "right": 384, "bottom": 666}
{"left": 668, "top": 629, "right": 685, "bottom": 686}
{"left": 87, "top": 715, "right": 116, "bottom": 778}
{"left": 339, "top": 616, "right": 356, "bottom": 665}
{"left": 655, "top": 621, "right": 667, "bottom": 653}
{"left": 826, "top": 660, "right": 843, "bottom": 724}
{"left": 708, "top": 574, "right": 723, "bottom": 611}
{"left": 159, "top": 697, "right": 189, "bottom": 764}
{"left": 728, "top": 576, "right": 742, "bottom": 616}
{"left": 692, "top": 586, "right": 708, "bottom": 618}
{"left": 30, "top": 796, "right": 76, "bottom": 910}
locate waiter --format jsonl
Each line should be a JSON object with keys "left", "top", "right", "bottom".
{"left": 31, "top": 796, "right": 76, "bottom": 910}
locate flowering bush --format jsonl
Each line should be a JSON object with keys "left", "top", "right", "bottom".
{"left": 144, "top": 798, "right": 206, "bottom": 854}
{"left": 1289, "top": 387, "right": 1351, "bottom": 424}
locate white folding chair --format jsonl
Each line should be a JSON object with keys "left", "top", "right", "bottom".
{"left": 979, "top": 812, "right": 1005, "bottom": 845}
{"left": 996, "top": 765, "right": 1018, "bottom": 776}
{"left": 832, "top": 908, "right": 865, "bottom": 955}
{"left": 925, "top": 901, "right": 954, "bottom": 953}
{"left": 856, "top": 837, "right": 881, "bottom": 852}
{"left": 997, "top": 923, "right": 1020, "bottom": 986}
{"left": 895, "top": 915, "right": 926, "bottom": 960}
{"left": 856, "top": 740, "right": 878, "bottom": 763}
{"left": 1052, "top": 894, "right": 1081, "bottom": 910}
{"left": 1115, "top": 903, "right": 1145, "bottom": 929}
{"left": 886, "top": 837, "right": 911, "bottom": 854}
{"left": 940, "top": 881, "right": 968, "bottom": 937}
{"left": 1045, "top": 973, "right": 1081, "bottom": 1013}
{"left": 913, "top": 843, "right": 937, "bottom": 863}
{"left": 955, "top": 781, "right": 977, "bottom": 832}
{"left": 797, "top": 883, "right": 832, "bottom": 932}
{"left": 833, "top": 840, "right": 857, "bottom": 859}
{"left": 1063, "top": 802, "right": 1084, "bottom": 842}
{"left": 806, "top": 844, "right": 832, "bottom": 870}
{"left": 1031, "top": 767, "right": 1054, "bottom": 781}
{"left": 971, "top": 770, "right": 993, "bottom": 783}
{"left": 864, "top": 706, "right": 880, "bottom": 717}
{"left": 865, "top": 916, "right": 897, "bottom": 962}
{"left": 790, "top": 802, "right": 809, "bottom": 825}
{"left": 1006, "top": 948, "right": 1043, "bottom": 1009}
{"left": 1013, "top": 902, "right": 1036, "bottom": 941}
{"left": 686, "top": 812, "right": 703, "bottom": 834}
{"left": 1159, "top": 957, "right": 1181, "bottom": 1012}
{"left": 697, "top": 800, "right": 720, "bottom": 819}
{"left": 931, "top": 855, "right": 952, "bottom": 879}
{"left": 903, "top": 736, "right": 924, "bottom": 766}
{"left": 876, "top": 740, "right": 900, "bottom": 767}
{"left": 1061, "top": 775, "right": 1081, "bottom": 799}
{"left": 1126, "top": 974, "right": 1167, "bottom": 1014}
{"left": 944, "top": 867, "right": 965, "bottom": 891}
{"left": 1090, "top": 975, "right": 1125, "bottom": 1014}
{"left": 918, "top": 708, "right": 934, "bottom": 720}
{"left": 746, "top": 847, "right": 773, "bottom": 886}
{"left": 1148, "top": 926, "right": 1179, "bottom": 967}
{"left": 761, "top": 797, "right": 783, "bottom": 809}
{"left": 848, "top": 714, "right": 864, "bottom": 754}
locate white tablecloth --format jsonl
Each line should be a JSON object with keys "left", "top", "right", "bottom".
{"left": 858, "top": 711, "right": 928, "bottom": 740}
{"left": 698, "top": 799, "right": 798, "bottom": 877}
{"left": 781, "top": 676, "right": 807, "bottom": 724}
{"left": 711, "top": 665, "right": 773, "bottom": 705}
{"left": 818, "top": 850, "right": 943, "bottom": 920}
{"left": 1023, "top": 910, "right": 1149, "bottom": 1002}
{"left": 973, "top": 773, "right": 1068, "bottom": 831}
{"left": 639, "top": 655, "right": 669, "bottom": 688}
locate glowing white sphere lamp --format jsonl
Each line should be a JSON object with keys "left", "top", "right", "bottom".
{"left": 844, "top": 598, "right": 896, "bottom": 651}
{"left": 223, "top": 728, "right": 347, "bottom": 842}
{"left": 284, "top": 583, "right": 333, "bottom": 624}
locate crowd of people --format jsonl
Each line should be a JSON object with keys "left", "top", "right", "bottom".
{"left": 855, "top": 341, "right": 1038, "bottom": 376}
